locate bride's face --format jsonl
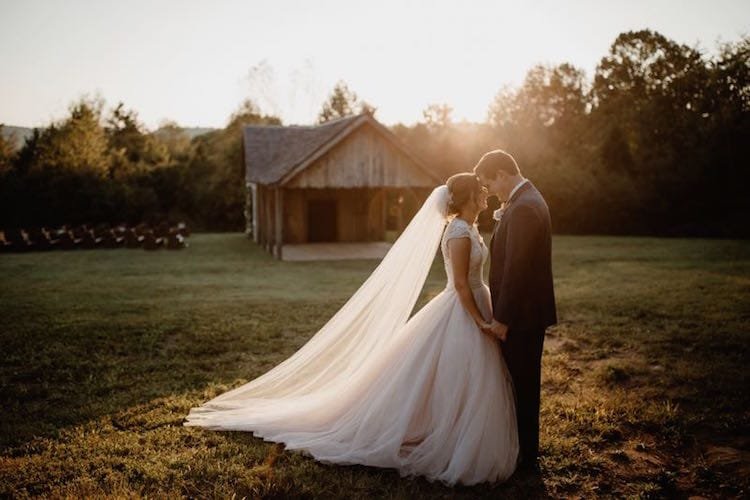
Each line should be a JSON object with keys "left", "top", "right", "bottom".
{"left": 474, "top": 186, "right": 489, "bottom": 211}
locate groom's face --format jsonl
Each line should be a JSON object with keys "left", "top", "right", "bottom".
{"left": 475, "top": 186, "right": 489, "bottom": 211}
{"left": 477, "top": 173, "right": 505, "bottom": 200}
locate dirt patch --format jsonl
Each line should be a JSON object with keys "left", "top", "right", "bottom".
{"left": 705, "top": 445, "right": 750, "bottom": 479}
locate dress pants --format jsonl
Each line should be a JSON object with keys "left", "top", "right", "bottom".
{"left": 501, "top": 327, "right": 545, "bottom": 463}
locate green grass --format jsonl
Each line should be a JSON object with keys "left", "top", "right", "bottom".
{"left": 1, "top": 233, "right": 748, "bottom": 498}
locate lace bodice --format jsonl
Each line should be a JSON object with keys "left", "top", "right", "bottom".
{"left": 441, "top": 218, "right": 488, "bottom": 289}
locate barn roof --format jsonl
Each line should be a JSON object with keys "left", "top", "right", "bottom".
{"left": 244, "top": 113, "right": 438, "bottom": 186}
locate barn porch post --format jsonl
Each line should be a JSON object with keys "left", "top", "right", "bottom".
{"left": 244, "top": 182, "right": 258, "bottom": 241}
{"left": 266, "top": 186, "right": 275, "bottom": 255}
{"left": 249, "top": 182, "right": 258, "bottom": 242}
{"left": 274, "top": 187, "right": 284, "bottom": 259}
{"left": 257, "top": 185, "right": 267, "bottom": 249}
{"left": 381, "top": 187, "right": 388, "bottom": 240}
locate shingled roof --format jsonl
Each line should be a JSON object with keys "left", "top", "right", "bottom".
{"left": 244, "top": 114, "right": 436, "bottom": 186}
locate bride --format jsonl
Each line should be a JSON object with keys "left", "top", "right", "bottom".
{"left": 185, "top": 173, "right": 519, "bottom": 485}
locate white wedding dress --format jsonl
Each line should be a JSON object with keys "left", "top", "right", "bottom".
{"left": 185, "top": 186, "right": 519, "bottom": 485}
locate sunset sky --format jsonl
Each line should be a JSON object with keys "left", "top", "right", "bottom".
{"left": 1, "top": 0, "right": 748, "bottom": 130}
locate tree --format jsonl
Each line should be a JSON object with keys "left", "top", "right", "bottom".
{"left": 154, "top": 120, "right": 194, "bottom": 164}
{"left": 31, "top": 97, "right": 112, "bottom": 177}
{"left": 711, "top": 36, "right": 750, "bottom": 112}
{"left": 422, "top": 103, "right": 453, "bottom": 131}
{"left": 0, "top": 125, "right": 15, "bottom": 175}
{"left": 590, "top": 29, "right": 708, "bottom": 176}
{"left": 593, "top": 30, "right": 705, "bottom": 108}
{"left": 700, "top": 36, "right": 750, "bottom": 234}
{"left": 359, "top": 101, "right": 377, "bottom": 117}
{"left": 106, "top": 102, "right": 169, "bottom": 179}
{"left": 317, "top": 81, "right": 361, "bottom": 123}
{"left": 485, "top": 62, "right": 592, "bottom": 192}
{"left": 488, "top": 64, "right": 587, "bottom": 136}
{"left": 600, "top": 126, "right": 634, "bottom": 174}
{"left": 487, "top": 85, "right": 519, "bottom": 129}
{"left": 226, "top": 98, "right": 282, "bottom": 130}
{"left": 589, "top": 30, "right": 713, "bottom": 231}
{"left": 7, "top": 98, "right": 116, "bottom": 226}
{"left": 186, "top": 98, "right": 282, "bottom": 230}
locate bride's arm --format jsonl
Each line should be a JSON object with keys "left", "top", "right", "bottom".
{"left": 448, "top": 238, "right": 491, "bottom": 331}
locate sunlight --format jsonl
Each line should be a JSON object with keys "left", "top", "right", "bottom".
{"left": 1, "top": 0, "right": 747, "bottom": 128}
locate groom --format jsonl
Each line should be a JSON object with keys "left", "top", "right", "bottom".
{"left": 474, "top": 150, "right": 557, "bottom": 471}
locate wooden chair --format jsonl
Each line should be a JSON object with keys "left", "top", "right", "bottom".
{"left": 154, "top": 222, "right": 170, "bottom": 239}
{"left": 113, "top": 224, "right": 129, "bottom": 239}
{"left": 80, "top": 228, "right": 103, "bottom": 249}
{"left": 176, "top": 221, "right": 191, "bottom": 237}
{"left": 4, "top": 228, "right": 34, "bottom": 252}
{"left": 166, "top": 230, "right": 187, "bottom": 250}
{"left": 142, "top": 231, "right": 163, "bottom": 251}
{"left": 26, "top": 227, "right": 58, "bottom": 251}
{"left": 57, "top": 226, "right": 84, "bottom": 250}
{"left": 43, "top": 227, "right": 61, "bottom": 249}
{"left": 101, "top": 229, "right": 124, "bottom": 249}
{"left": 124, "top": 228, "right": 144, "bottom": 248}
{"left": 0, "top": 231, "right": 13, "bottom": 253}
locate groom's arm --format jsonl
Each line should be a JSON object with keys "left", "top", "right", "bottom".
{"left": 493, "top": 205, "right": 541, "bottom": 328}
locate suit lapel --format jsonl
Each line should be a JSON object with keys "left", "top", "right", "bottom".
{"left": 491, "top": 181, "right": 533, "bottom": 254}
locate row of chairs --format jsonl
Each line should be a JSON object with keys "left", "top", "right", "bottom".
{"left": 0, "top": 222, "right": 190, "bottom": 252}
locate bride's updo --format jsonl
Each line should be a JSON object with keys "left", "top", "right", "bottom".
{"left": 446, "top": 173, "right": 482, "bottom": 216}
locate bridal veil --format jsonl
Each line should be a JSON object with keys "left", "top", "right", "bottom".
{"left": 186, "top": 185, "right": 451, "bottom": 423}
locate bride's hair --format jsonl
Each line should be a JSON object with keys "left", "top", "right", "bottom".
{"left": 446, "top": 173, "right": 482, "bottom": 215}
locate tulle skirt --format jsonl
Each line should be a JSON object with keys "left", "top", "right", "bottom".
{"left": 185, "top": 284, "right": 519, "bottom": 485}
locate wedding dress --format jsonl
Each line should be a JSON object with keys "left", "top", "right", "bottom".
{"left": 185, "top": 186, "right": 519, "bottom": 485}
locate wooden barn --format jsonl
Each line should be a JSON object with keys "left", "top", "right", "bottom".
{"left": 244, "top": 113, "right": 441, "bottom": 259}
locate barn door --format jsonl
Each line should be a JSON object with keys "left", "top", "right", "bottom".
{"left": 307, "top": 199, "right": 337, "bottom": 242}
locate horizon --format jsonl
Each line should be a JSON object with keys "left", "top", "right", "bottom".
{"left": 1, "top": 0, "right": 748, "bottom": 130}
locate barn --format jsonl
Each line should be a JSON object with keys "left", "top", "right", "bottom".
{"left": 244, "top": 113, "right": 441, "bottom": 259}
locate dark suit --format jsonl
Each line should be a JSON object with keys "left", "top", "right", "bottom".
{"left": 489, "top": 181, "right": 556, "bottom": 464}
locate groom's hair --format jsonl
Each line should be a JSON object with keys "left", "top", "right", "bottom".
{"left": 473, "top": 150, "right": 520, "bottom": 179}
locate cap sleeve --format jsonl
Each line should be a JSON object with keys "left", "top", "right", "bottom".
{"left": 443, "top": 218, "right": 471, "bottom": 243}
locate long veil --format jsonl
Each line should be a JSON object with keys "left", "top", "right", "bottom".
{"left": 186, "top": 185, "right": 450, "bottom": 424}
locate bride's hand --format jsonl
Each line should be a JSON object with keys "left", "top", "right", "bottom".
{"left": 476, "top": 320, "right": 493, "bottom": 334}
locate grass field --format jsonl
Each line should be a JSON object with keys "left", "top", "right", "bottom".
{"left": 1, "top": 233, "right": 749, "bottom": 498}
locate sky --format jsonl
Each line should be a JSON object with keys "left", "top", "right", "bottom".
{"left": 1, "top": 0, "right": 748, "bottom": 130}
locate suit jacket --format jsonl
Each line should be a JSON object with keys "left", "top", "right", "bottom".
{"left": 489, "top": 181, "right": 557, "bottom": 332}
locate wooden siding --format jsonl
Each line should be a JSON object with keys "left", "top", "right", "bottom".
{"left": 286, "top": 124, "right": 436, "bottom": 189}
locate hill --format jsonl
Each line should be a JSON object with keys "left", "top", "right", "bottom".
{"left": 0, "top": 125, "right": 33, "bottom": 150}
{"left": 1, "top": 124, "right": 217, "bottom": 151}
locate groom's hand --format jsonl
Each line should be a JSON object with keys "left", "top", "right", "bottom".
{"left": 478, "top": 322, "right": 494, "bottom": 337}
{"left": 488, "top": 320, "right": 508, "bottom": 341}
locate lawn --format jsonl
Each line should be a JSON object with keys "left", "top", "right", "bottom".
{"left": 1, "top": 233, "right": 748, "bottom": 498}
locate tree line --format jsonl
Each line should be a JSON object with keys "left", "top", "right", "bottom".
{"left": 0, "top": 99, "right": 279, "bottom": 231}
{"left": 1, "top": 30, "right": 747, "bottom": 236}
